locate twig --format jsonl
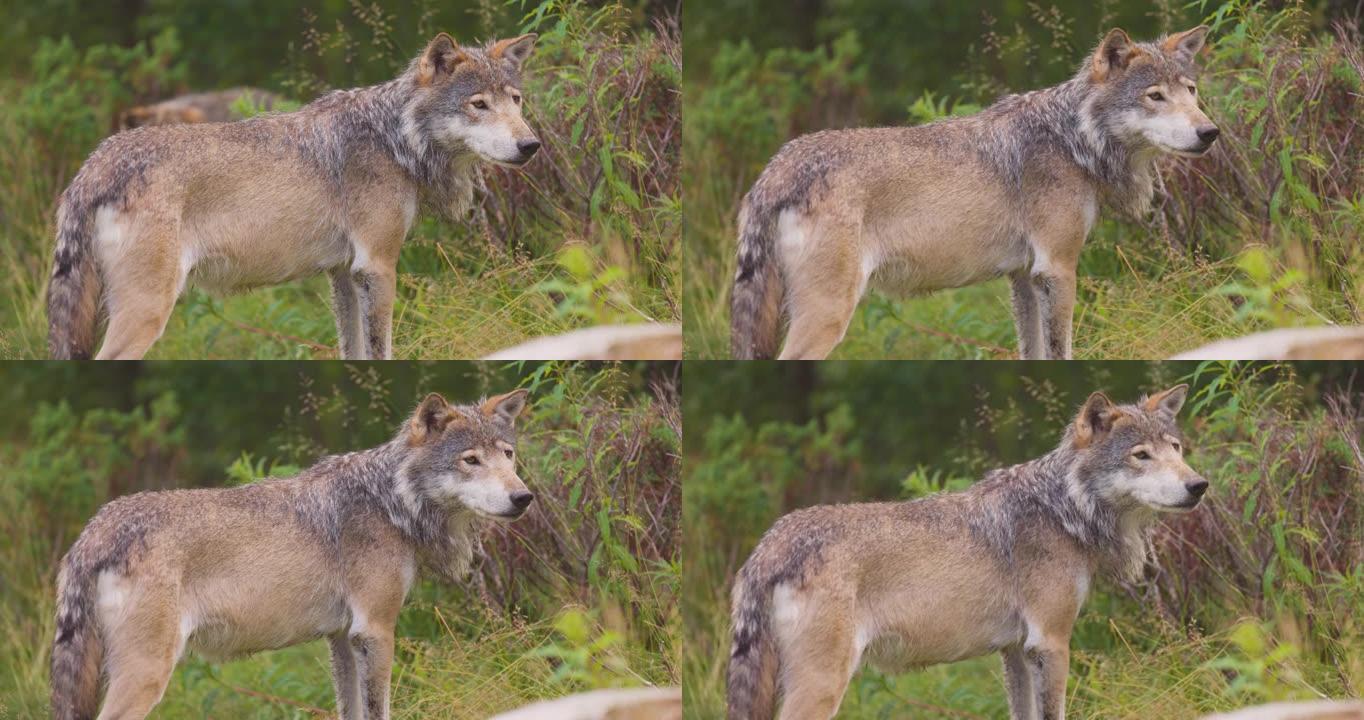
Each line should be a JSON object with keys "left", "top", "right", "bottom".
{"left": 208, "top": 307, "right": 335, "bottom": 356}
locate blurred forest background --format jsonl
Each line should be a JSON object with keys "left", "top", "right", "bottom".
{"left": 0, "top": 360, "right": 681, "bottom": 718}
{"left": 684, "top": 0, "right": 1364, "bottom": 358}
{"left": 683, "top": 361, "right": 1364, "bottom": 718}
{"left": 0, "top": 0, "right": 680, "bottom": 359}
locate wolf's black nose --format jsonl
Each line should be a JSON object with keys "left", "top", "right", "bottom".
{"left": 1196, "top": 125, "right": 1220, "bottom": 144}
{"left": 517, "top": 140, "right": 541, "bottom": 158}
{"left": 1185, "top": 478, "right": 1209, "bottom": 497}
{"left": 510, "top": 491, "right": 535, "bottom": 509}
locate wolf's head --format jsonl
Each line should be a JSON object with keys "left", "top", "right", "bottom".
{"left": 401, "top": 390, "right": 534, "bottom": 520}
{"left": 409, "top": 32, "right": 541, "bottom": 167}
{"left": 1085, "top": 26, "right": 1219, "bottom": 158}
{"left": 1067, "top": 384, "right": 1208, "bottom": 513}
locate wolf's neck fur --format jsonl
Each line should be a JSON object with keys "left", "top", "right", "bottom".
{"left": 977, "top": 74, "right": 1159, "bottom": 218}
{"left": 971, "top": 446, "right": 1150, "bottom": 582}
{"left": 296, "top": 440, "right": 480, "bottom": 583}
{"left": 303, "top": 75, "right": 478, "bottom": 218}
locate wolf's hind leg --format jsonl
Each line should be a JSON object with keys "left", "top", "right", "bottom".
{"left": 1002, "top": 645, "right": 1038, "bottom": 720}
{"left": 778, "top": 220, "right": 863, "bottom": 360}
{"left": 328, "top": 267, "right": 364, "bottom": 360}
{"left": 96, "top": 588, "right": 180, "bottom": 720}
{"left": 1009, "top": 270, "right": 1044, "bottom": 360}
{"left": 96, "top": 221, "right": 180, "bottom": 360}
{"left": 774, "top": 601, "right": 859, "bottom": 720}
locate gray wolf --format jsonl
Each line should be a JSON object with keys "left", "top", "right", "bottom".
{"left": 50, "top": 390, "right": 532, "bottom": 720}
{"left": 730, "top": 26, "right": 1219, "bottom": 359}
{"left": 118, "top": 88, "right": 285, "bottom": 129}
{"left": 48, "top": 32, "right": 541, "bottom": 359}
{"left": 726, "top": 385, "right": 1205, "bottom": 719}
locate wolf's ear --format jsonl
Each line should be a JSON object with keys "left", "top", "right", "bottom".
{"left": 480, "top": 389, "right": 529, "bottom": 426}
{"left": 409, "top": 392, "right": 452, "bottom": 443}
{"left": 1162, "top": 26, "right": 1209, "bottom": 64}
{"left": 1075, "top": 392, "right": 1122, "bottom": 448}
{"left": 419, "top": 33, "right": 469, "bottom": 86}
{"left": 490, "top": 33, "right": 537, "bottom": 69}
{"left": 1092, "top": 28, "right": 1141, "bottom": 81}
{"left": 1142, "top": 384, "right": 1189, "bottom": 419}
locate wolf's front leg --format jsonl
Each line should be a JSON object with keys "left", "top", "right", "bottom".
{"left": 1026, "top": 642, "right": 1070, "bottom": 720}
{"left": 354, "top": 265, "right": 397, "bottom": 360}
{"left": 1002, "top": 645, "right": 1038, "bottom": 720}
{"left": 350, "top": 628, "right": 396, "bottom": 720}
{"left": 328, "top": 633, "right": 363, "bottom": 720}
{"left": 328, "top": 267, "right": 364, "bottom": 360}
{"left": 1032, "top": 269, "right": 1077, "bottom": 360}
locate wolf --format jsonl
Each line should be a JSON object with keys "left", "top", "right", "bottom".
{"left": 118, "top": 87, "right": 285, "bottom": 130}
{"left": 50, "top": 390, "right": 533, "bottom": 720}
{"left": 730, "top": 27, "right": 1219, "bottom": 359}
{"left": 726, "top": 385, "right": 1206, "bottom": 720}
{"left": 47, "top": 32, "right": 541, "bottom": 360}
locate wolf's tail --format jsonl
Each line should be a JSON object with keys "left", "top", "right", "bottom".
{"left": 726, "top": 570, "right": 779, "bottom": 720}
{"left": 50, "top": 558, "right": 103, "bottom": 720}
{"left": 47, "top": 196, "right": 103, "bottom": 360}
{"left": 729, "top": 200, "right": 785, "bottom": 360}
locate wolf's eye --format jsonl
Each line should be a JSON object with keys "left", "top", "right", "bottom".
{"left": 504, "top": 449, "right": 514, "bottom": 459}
{"left": 471, "top": 99, "right": 489, "bottom": 110}
{"left": 463, "top": 455, "right": 481, "bottom": 466}
{"left": 1133, "top": 450, "right": 1152, "bottom": 460}
{"left": 1171, "top": 441, "right": 1182, "bottom": 453}
{"left": 511, "top": 94, "right": 522, "bottom": 105}
{"left": 1187, "top": 85, "right": 1197, "bottom": 95}
{"left": 1147, "top": 91, "right": 1165, "bottom": 102}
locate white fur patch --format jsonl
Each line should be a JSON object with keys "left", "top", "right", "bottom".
{"left": 771, "top": 583, "right": 802, "bottom": 629}
{"left": 440, "top": 115, "right": 525, "bottom": 165}
{"left": 399, "top": 553, "right": 418, "bottom": 595}
{"left": 176, "top": 612, "right": 196, "bottom": 661}
{"left": 349, "top": 606, "right": 369, "bottom": 636}
{"left": 1074, "top": 572, "right": 1091, "bottom": 607}
{"left": 93, "top": 206, "right": 132, "bottom": 260}
{"left": 95, "top": 571, "right": 132, "bottom": 628}
{"left": 1118, "top": 109, "right": 1202, "bottom": 155}
{"left": 776, "top": 210, "right": 807, "bottom": 257}
{"left": 436, "top": 471, "right": 519, "bottom": 517}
